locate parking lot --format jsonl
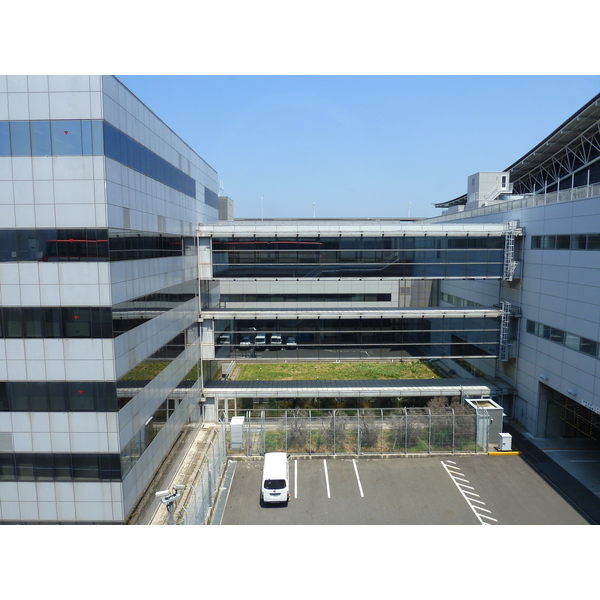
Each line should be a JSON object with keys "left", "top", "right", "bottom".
{"left": 216, "top": 455, "right": 590, "bottom": 525}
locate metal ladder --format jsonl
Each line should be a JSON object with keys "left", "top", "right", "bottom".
{"left": 499, "top": 300, "right": 512, "bottom": 361}
{"left": 503, "top": 221, "right": 518, "bottom": 281}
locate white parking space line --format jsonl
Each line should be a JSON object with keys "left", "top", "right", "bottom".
{"left": 323, "top": 459, "right": 331, "bottom": 498}
{"left": 352, "top": 459, "right": 365, "bottom": 497}
{"left": 441, "top": 460, "right": 498, "bottom": 525}
{"left": 294, "top": 459, "right": 298, "bottom": 499}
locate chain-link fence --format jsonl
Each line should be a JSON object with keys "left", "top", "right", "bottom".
{"left": 228, "top": 407, "right": 491, "bottom": 456}
{"left": 177, "top": 421, "right": 227, "bottom": 525}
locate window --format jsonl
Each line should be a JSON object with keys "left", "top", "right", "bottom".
{"left": 0, "top": 122, "right": 10, "bottom": 155}
{"left": 587, "top": 234, "right": 600, "bottom": 250}
{"left": 531, "top": 233, "right": 600, "bottom": 251}
{"left": 580, "top": 338, "right": 598, "bottom": 357}
{"left": 31, "top": 121, "right": 52, "bottom": 155}
{"left": 527, "top": 319, "right": 600, "bottom": 360}
{"left": 0, "top": 119, "right": 197, "bottom": 198}
{"left": 9, "top": 121, "right": 31, "bottom": 156}
{"left": 51, "top": 120, "right": 82, "bottom": 155}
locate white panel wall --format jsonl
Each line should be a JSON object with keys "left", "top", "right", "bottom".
{"left": 0, "top": 411, "right": 119, "bottom": 453}
{"left": 444, "top": 193, "right": 600, "bottom": 431}
{"left": 0, "top": 481, "right": 123, "bottom": 523}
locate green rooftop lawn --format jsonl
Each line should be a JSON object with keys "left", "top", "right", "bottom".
{"left": 235, "top": 361, "right": 442, "bottom": 381}
{"left": 120, "top": 362, "right": 198, "bottom": 382}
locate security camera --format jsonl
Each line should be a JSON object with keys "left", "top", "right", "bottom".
{"left": 174, "top": 484, "right": 185, "bottom": 491}
{"left": 155, "top": 489, "right": 171, "bottom": 498}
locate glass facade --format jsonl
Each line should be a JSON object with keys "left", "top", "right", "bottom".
{"left": 531, "top": 234, "right": 600, "bottom": 250}
{"left": 213, "top": 316, "right": 499, "bottom": 359}
{"left": 0, "top": 381, "right": 117, "bottom": 411}
{"left": 0, "top": 307, "right": 113, "bottom": 338}
{"left": 0, "top": 277, "right": 197, "bottom": 339}
{"left": 527, "top": 319, "right": 599, "bottom": 358}
{"left": 0, "top": 228, "right": 196, "bottom": 263}
{"left": 211, "top": 235, "right": 504, "bottom": 278}
{"left": 219, "top": 293, "right": 393, "bottom": 303}
{"left": 118, "top": 328, "right": 199, "bottom": 479}
{"left": 112, "top": 279, "right": 198, "bottom": 336}
{"left": 0, "top": 453, "right": 121, "bottom": 482}
{"left": 0, "top": 119, "right": 202, "bottom": 201}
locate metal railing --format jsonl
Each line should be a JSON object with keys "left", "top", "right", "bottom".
{"left": 429, "top": 182, "right": 600, "bottom": 223}
{"left": 228, "top": 407, "right": 491, "bottom": 456}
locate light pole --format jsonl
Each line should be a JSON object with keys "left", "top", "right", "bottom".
{"left": 155, "top": 484, "right": 185, "bottom": 525}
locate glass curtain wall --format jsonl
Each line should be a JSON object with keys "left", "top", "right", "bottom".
{"left": 213, "top": 316, "right": 499, "bottom": 360}
{"left": 212, "top": 236, "right": 504, "bottom": 278}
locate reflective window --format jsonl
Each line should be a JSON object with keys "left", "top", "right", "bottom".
{"left": 211, "top": 235, "right": 505, "bottom": 278}
{"left": 51, "top": 120, "right": 82, "bottom": 155}
{"left": 9, "top": 121, "right": 31, "bottom": 156}
{"left": 527, "top": 319, "right": 600, "bottom": 359}
{"left": 0, "top": 122, "right": 10, "bottom": 155}
{"left": 212, "top": 316, "right": 500, "bottom": 360}
{"left": 0, "top": 453, "right": 122, "bottom": 481}
{"left": 532, "top": 234, "right": 600, "bottom": 251}
{"left": 31, "top": 121, "right": 52, "bottom": 155}
{"left": 0, "top": 381, "right": 118, "bottom": 412}
{"left": 0, "top": 119, "right": 199, "bottom": 199}
{"left": 0, "top": 228, "right": 194, "bottom": 263}
{"left": 0, "top": 306, "right": 114, "bottom": 339}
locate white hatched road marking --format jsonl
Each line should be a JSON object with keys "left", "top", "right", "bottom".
{"left": 352, "top": 459, "right": 365, "bottom": 497}
{"left": 441, "top": 460, "right": 498, "bottom": 525}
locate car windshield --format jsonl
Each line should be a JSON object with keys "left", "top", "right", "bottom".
{"left": 264, "top": 479, "right": 286, "bottom": 490}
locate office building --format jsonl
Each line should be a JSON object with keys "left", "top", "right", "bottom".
{"left": 0, "top": 75, "right": 218, "bottom": 523}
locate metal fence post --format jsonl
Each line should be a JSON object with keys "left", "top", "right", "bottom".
{"left": 333, "top": 409, "right": 336, "bottom": 455}
{"left": 404, "top": 407, "right": 408, "bottom": 453}
{"left": 452, "top": 408, "right": 455, "bottom": 454}
{"left": 357, "top": 409, "right": 361, "bottom": 455}
{"left": 381, "top": 409, "right": 384, "bottom": 455}
{"left": 309, "top": 409, "right": 312, "bottom": 454}
{"left": 428, "top": 408, "right": 431, "bottom": 454}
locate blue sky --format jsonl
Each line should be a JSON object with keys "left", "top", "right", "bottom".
{"left": 6, "top": 4, "right": 598, "bottom": 220}
{"left": 118, "top": 75, "right": 600, "bottom": 220}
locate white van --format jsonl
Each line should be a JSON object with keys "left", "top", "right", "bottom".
{"left": 255, "top": 334, "right": 267, "bottom": 349}
{"left": 260, "top": 452, "right": 290, "bottom": 505}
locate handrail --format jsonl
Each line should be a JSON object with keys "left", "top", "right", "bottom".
{"left": 430, "top": 181, "right": 600, "bottom": 223}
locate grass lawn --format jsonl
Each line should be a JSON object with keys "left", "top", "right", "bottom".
{"left": 235, "top": 361, "right": 442, "bottom": 381}
{"left": 120, "top": 362, "right": 198, "bottom": 381}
